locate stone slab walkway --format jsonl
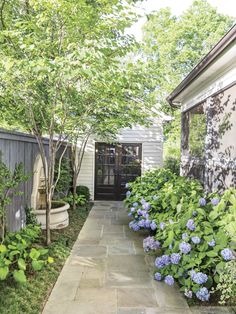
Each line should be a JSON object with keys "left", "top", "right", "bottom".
{"left": 43, "top": 201, "right": 232, "bottom": 314}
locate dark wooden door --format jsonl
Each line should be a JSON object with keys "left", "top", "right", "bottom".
{"left": 95, "top": 143, "right": 142, "bottom": 200}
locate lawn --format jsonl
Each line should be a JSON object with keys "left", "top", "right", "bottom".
{"left": 0, "top": 204, "right": 91, "bottom": 314}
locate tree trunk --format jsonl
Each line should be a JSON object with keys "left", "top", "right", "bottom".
{"left": 46, "top": 194, "right": 51, "bottom": 245}
{"left": 72, "top": 177, "right": 77, "bottom": 210}
{"left": 0, "top": 216, "right": 4, "bottom": 243}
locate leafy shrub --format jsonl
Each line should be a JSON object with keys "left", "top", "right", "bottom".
{"left": 25, "top": 207, "right": 38, "bottom": 226}
{"left": 124, "top": 168, "right": 236, "bottom": 303}
{"left": 164, "top": 157, "right": 180, "bottom": 175}
{"left": 0, "top": 158, "right": 29, "bottom": 241}
{"left": 64, "top": 193, "right": 87, "bottom": 207}
{"left": 54, "top": 157, "right": 72, "bottom": 199}
{"left": 213, "top": 260, "right": 236, "bottom": 305}
{"left": 76, "top": 185, "right": 90, "bottom": 201}
{"left": 0, "top": 225, "right": 53, "bottom": 284}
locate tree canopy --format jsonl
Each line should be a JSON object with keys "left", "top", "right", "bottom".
{"left": 140, "top": 0, "right": 234, "bottom": 157}
{"left": 141, "top": 0, "right": 234, "bottom": 111}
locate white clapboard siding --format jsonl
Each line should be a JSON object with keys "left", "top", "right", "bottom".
{"left": 117, "top": 124, "right": 163, "bottom": 142}
{"left": 77, "top": 140, "right": 95, "bottom": 198}
{"left": 142, "top": 142, "right": 163, "bottom": 172}
{"left": 77, "top": 122, "right": 164, "bottom": 199}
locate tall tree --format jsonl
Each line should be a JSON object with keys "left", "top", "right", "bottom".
{"left": 0, "top": 0, "right": 152, "bottom": 243}
{"left": 140, "top": 0, "right": 234, "bottom": 156}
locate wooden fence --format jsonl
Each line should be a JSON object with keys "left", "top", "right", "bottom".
{"left": 0, "top": 128, "right": 70, "bottom": 232}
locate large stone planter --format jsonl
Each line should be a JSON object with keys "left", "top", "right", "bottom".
{"left": 35, "top": 201, "right": 70, "bottom": 230}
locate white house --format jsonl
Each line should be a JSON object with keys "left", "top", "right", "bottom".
{"left": 168, "top": 24, "right": 236, "bottom": 192}
{"left": 77, "top": 119, "right": 167, "bottom": 200}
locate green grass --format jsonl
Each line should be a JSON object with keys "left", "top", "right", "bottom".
{"left": 0, "top": 204, "right": 91, "bottom": 314}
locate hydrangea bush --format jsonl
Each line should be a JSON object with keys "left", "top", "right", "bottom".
{"left": 124, "top": 168, "right": 236, "bottom": 303}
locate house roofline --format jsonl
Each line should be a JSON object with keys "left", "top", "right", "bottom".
{"left": 167, "top": 23, "right": 236, "bottom": 106}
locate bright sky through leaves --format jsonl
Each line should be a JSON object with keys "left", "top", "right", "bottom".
{"left": 128, "top": 0, "right": 236, "bottom": 40}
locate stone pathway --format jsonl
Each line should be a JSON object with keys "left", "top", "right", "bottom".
{"left": 42, "top": 201, "right": 233, "bottom": 314}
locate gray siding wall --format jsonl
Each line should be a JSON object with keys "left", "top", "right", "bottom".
{"left": 0, "top": 129, "right": 69, "bottom": 232}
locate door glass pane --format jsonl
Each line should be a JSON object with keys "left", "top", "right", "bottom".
{"left": 96, "top": 165, "right": 115, "bottom": 186}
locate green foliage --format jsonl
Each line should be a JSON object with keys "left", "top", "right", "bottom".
{"left": 64, "top": 193, "right": 87, "bottom": 207}
{"left": 25, "top": 207, "right": 38, "bottom": 226}
{"left": 0, "top": 225, "right": 53, "bottom": 284}
{"left": 163, "top": 157, "right": 180, "bottom": 175}
{"left": 125, "top": 168, "right": 236, "bottom": 303}
{"left": 54, "top": 157, "right": 72, "bottom": 199}
{"left": 213, "top": 260, "right": 236, "bottom": 305}
{"left": 0, "top": 0, "right": 153, "bottom": 244}
{"left": 142, "top": 0, "right": 234, "bottom": 111}
{"left": 140, "top": 0, "right": 234, "bottom": 156}
{"left": 76, "top": 185, "right": 90, "bottom": 201}
{"left": 0, "top": 157, "right": 29, "bottom": 241}
{"left": 0, "top": 204, "right": 90, "bottom": 314}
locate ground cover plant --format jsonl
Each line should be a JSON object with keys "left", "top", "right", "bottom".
{"left": 124, "top": 168, "right": 236, "bottom": 304}
{"left": 0, "top": 203, "right": 91, "bottom": 314}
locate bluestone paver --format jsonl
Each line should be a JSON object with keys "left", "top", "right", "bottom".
{"left": 43, "top": 201, "right": 193, "bottom": 314}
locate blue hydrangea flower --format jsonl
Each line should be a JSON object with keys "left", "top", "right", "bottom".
{"left": 142, "top": 202, "right": 151, "bottom": 211}
{"left": 143, "top": 236, "right": 161, "bottom": 252}
{"left": 182, "top": 233, "right": 188, "bottom": 240}
{"left": 154, "top": 272, "right": 162, "bottom": 281}
{"left": 128, "top": 212, "right": 132, "bottom": 217}
{"left": 186, "top": 219, "right": 195, "bottom": 231}
{"left": 155, "top": 255, "right": 170, "bottom": 268}
{"left": 221, "top": 248, "right": 234, "bottom": 261}
{"left": 141, "top": 198, "right": 146, "bottom": 205}
{"left": 207, "top": 239, "right": 216, "bottom": 247}
{"left": 130, "top": 207, "right": 136, "bottom": 213}
{"left": 160, "top": 222, "right": 165, "bottom": 230}
{"left": 145, "top": 219, "right": 151, "bottom": 228}
{"left": 150, "top": 221, "right": 157, "bottom": 231}
{"left": 184, "top": 290, "right": 193, "bottom": 298}
{"left": 126, "top": 191, "right": 131, "bottom": 198}
{"left": 164, "top": 275, "right": 174, "bottom": 286}
{"left": 170, "top": 253, "right": 181, "bottom": 264}
{"left": 191, "top": 272, "right": 208, "bottom": 284}
{"left": 190, "top": 270, "right": 196, "bottom": 279}
{"left": 199, "top": 198, "right": 206, "bottom": 206}
{"left": 137, "top": 209, "right": 143, "bottom": 216}
{"left": 179, "top": 242, "right": 191, "bottom": 254}
{"left": 128, "top": 220, "right": 140, "bottom": 231}
{"left": 191, "top": 236, "right": 201, "bottom": 244}
{"left": 211, "top": 198, "right": 219, "bottom": 206}
{"left": 196, "top": 287, "right": 210, "bottom": 302}
{"left": 142, "top": 212, "right": 149, "bottom": 219}
{"left": 138, "top": 220, "right": 146, "bottom": 228}
{"left": 125, "top": 183, "right": 129, "bottom": 189}
{"left": 155, "top": 257, "right": 165, "bottom": 269}
{"left": 162, "top": 255, "right": 171, "bottom": 266}
{"left": 133, "top": 202, "right": 138, "bottom": 207}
